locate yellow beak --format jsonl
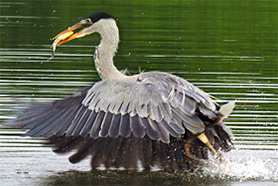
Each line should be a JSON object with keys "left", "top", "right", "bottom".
{"left": 51, "top": 20, "right": 89, "bottom": 55}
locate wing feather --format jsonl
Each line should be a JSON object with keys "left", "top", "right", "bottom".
{"left": 131, "top": 115, "right": 145, "bottom": 138}
{"left": 119, "top": 114, "right": 131, "bottom": 137}
{"left": 89, "top": 111, "right": 105, "bottom": 139}
{"left": 65, "top": 106, "right": 88, "bottom": 136}
{"left": 111, "top": 99, "right": 124, "bottom": 114}
{"left": 148, "top": 118, "right": 169, "bottom": 143}
{"left": 135, "top": 102, "right": 147, "bottom": 118}
{"left": 99, "top": 112, "right": 113, "bottom": 137}
{"left": 72, "top": 109, "right": 92, "bottom": 136}
{"left": 33, "top": 108, "right": 76, "bottom": 137}
{"left": 139, "top": 117, "right": 160, "bottom": 141}
{"left": 160, "top": 120, "right": 181, "bottom": 138}
{"left": 79, "top": 111, "right": 97, "bottom": 136}
{"left": 159, "top": 102, "right": 172, "bottom": 122}
{"left": 24, "top": 108, "right": 67, "bottom": 137}
{"left": 22, "top": 95, "right": 84, "bottom": 136}
{"left": 172, "top": 108, "right": 204, "bottom": 133}
{"left": 42, "top": 109, "right": 77, "bottom": 136}
{"left": 108, "top": 114, "right": 121, "bottom": 138}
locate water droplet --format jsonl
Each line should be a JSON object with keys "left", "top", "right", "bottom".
{"left": 48, "top": 55, "right": 54, "bottom": 61}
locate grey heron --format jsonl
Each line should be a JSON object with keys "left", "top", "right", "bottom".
{"left": 6, "top": 12, "right": 235, "bottom": 171}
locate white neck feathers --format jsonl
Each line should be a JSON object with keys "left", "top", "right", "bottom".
{"left": 93, "top": 19, "right": 131, "bottom": 80}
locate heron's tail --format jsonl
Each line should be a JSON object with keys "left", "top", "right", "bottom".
{"left": 219, "top": 101, "right": 235, "bottom": 120}
{"left": 202, "top": 101, "right": 235, "bottom": 156}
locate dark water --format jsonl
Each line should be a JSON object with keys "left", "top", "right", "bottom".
{"left": 0, "top": 0, "right": 277, "bottom": 185}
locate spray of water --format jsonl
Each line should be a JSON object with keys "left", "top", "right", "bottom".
{"left": 201, "top": 150, "right": 278, "bottom": 181}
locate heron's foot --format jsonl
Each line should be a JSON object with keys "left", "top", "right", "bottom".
{"left": 218, "top": 156, "right": 226, "bottom": 163}
{"left": 197, "top": 133, "right": 225, "bottom": 163}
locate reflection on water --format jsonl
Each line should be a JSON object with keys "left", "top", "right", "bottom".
{"left": 44, "top": 159, "right": 278, "bottom": 186}
{"left": 0, "top": 147, "right": 277, "bottom": 185}
{"left": 0, "top": 0, "right": 277, "bottom": 185}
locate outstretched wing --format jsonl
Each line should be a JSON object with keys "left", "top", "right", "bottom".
{"left": 5, "top": 71, "right": 234, "bottom": 170}
{"left": 6, "top": 71, "right": 222, "bottom": 143}
{"left": 7, "top": 84, "right": 181, "bottom": 143}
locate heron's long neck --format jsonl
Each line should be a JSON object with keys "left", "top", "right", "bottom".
{"left": 94, "top": 22, "right": 128, "bottom": 80}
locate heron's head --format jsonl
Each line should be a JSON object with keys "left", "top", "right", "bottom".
{"left": 52, "top": 12, "right": 116, "bottom": 55}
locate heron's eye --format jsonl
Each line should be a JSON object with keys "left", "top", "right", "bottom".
{"left": 80, "top": 18, "right": 92, "bottom": 25}
{"left": 85, "top": 18, "right": 92, "bottom": 23}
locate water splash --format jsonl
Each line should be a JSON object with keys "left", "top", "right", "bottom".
{"left": 201, "top": 150, "right": 278, "bottom": 181}
{"left": 47, "top": 54, "right": 54, "bottom": 61}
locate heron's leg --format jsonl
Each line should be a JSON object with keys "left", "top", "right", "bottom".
{"left": 184, "top": 143, "right": 200, "bottom": 161}
{"left": 197, "top": 133, "right": 225, "bottom": 163}
{"left": 184, "top": 138, "right": 202, "bottom": 168}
